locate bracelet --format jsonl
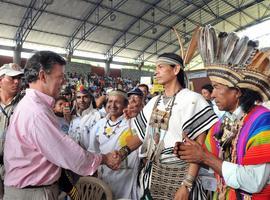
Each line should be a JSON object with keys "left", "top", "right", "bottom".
{"left": 185, "top": 174, "right": 195, "bottom": 183}
{"left": 119, "top": 145, "right": 131, "bottom": 161}
{"left": 183, "top": 179, "right": 193, "bottom": 187}
{"left": 181, "top": 181, "right": 193, "bottom": 192}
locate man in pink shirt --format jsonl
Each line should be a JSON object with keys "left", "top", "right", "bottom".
{"left": 3, "top": 51, "right": 120, "bottom": 200}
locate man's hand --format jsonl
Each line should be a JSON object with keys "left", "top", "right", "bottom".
{"left": 101, "top": 151, "right": 121, "bottom": 170}
{"left": 123, "top": 96, "right": 143, "bottom": 119}
{"left": 174, "top": 136, "right": 205, "bottom": 164}
{"left": 123, "top": 106, "right": 138, "bottom": 119}
{"left": 174, "top": 185, "right": 189, "bottom": 200}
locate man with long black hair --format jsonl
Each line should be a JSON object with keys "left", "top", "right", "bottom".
{"left": 121, "top": 52, "right": 217, "bottom": 200}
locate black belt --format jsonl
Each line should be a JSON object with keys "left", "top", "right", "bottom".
{"left": 23, "top": 182, "right": 57, "bottom": 189}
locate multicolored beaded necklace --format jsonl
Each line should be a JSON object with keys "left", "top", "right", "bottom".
{"left": 103, "top": 118, "right": 123, "bottom": 138}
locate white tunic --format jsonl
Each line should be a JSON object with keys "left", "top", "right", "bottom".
{"left": 132, "top": 89, "right": 218, "bottom": 199}
{"left": 88, "top": 115, "right": 139, "bottom": 200}
{"left": 68, "top": 108, "right": 101, "bottom": 149}
{"left": 133, "top": 88, "right": 218, "bottom": 164}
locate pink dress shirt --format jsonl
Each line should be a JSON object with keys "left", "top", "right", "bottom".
{"left": 4, "top": 89, "right": 102, "bottom": 188}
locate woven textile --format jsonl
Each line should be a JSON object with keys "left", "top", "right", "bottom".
{"left": 140, "top": 161, "right": 206, "bottom": 200}
{"left": 150, "top": 162, "right": 188, "bottom": 199}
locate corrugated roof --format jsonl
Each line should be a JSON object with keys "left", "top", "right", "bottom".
{"left": 0, "top": 0, "right": 269, "bottom": 67}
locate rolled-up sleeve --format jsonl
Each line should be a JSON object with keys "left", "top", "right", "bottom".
{"left": 222, "top": 161, "right": 270, "bottom": 193}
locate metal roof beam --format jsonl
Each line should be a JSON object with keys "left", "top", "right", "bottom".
{"left": 4, "top": 1, "right": 177, "bottom": 49}
{"left": 105, "top": 0, "right": 163, "bottom": 58}
{"left": 67, "top": 0, "right": 128, "bottom": 53}
{"left": 0, "top": 44, "right": 139, "bottom": 67}
{"left": 185, "top": 0, "right": 240, "bottom": 29}
{"left": 135, "top": 0, "right": 214, "bottom": 61}
{"left": 261, "top": 1, "right": 270, "bottom": 18}
{"left": 82, "top": 0, "right": 170, "bottom": 28}
{"left": 144, "top": 0, "right": 264, "bottom": 62}
{"left": 221, "top": 0, "right": 259, "bottom": 25}
{"left": 14, "top": 0, "right": 48, "bottom": 46}
{"left": 111, "top": 0, "right": 204, "bottom": 57}
{"left": 1, "top": 22, "right": 161, "bottom": 56}
{"left": 65, "top": 0, "right": 103, "bottom": 54}
{"left": 233, "top": 1, "right": 270, "bottom": 32}
{"left": 139, "top": 0, "right": 202, "bottom": 26}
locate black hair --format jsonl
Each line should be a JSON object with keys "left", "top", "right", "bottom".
{"left": 24, "top": 51, "right": 66, "bottom": 83}
{"left": 75, "top": 90, "right": 97, "bottom": 109}
{"left": 157, "top": 53, "right": 186, "bottom": 88}
{"left": 201, "top": 84, "right": 213, "bottom": 93}
{"left": 90, "top": 94, "right": 97, "bottom": 109}
{"left": 239, "top": 88, "right": 262, "bottom": 113}
{"left": 138, "top": 84, "right": 149, "bottom": 92}
{"left": 20, "top": 76, "right": 29, "bottom": 90}
{"left": 55, "top": 96, "right": 68, "bottom": 104}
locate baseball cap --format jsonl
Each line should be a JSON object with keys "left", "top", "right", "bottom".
{"left": 127, "top": 87, "right": 144, "bottom": 97}
{"left": 0, "top": 63, "right": 24, "bottom": 77}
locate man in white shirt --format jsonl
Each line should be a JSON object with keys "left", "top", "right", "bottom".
{"left": 68, "top": 86, "right": 101, "bottom": 149}
{"left": 88, "top": 90, "right": 139, "bottom": 199}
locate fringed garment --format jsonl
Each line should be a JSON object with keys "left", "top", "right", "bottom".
{"left": 133, "top": 89, "right": 218, "bottom": 200}
{"left": 205, "top": 105, "right": 270, "bottom": 200}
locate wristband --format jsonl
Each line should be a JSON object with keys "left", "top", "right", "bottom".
{"left": 181, "top": 181, "right": 193, "bottom": 192}
{"left": 119, "top": 145, "right": 131, "bottom": 161}
{"left": 185, "top": 174, "right": 195, "bottom": 183}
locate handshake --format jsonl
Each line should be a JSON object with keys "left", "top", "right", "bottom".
{"left": 101, "top": 151, "right": 123, "bottom": 170}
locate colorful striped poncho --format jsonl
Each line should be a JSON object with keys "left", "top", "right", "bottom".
{"left": 205, "top": 105, "right": 270, "bottom": 200}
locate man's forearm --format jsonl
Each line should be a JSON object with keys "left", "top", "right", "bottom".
{"left": 181, "top": 133, "right": 205, "bottom": 190}
{"left": 119, "top": 134, "right": 142, "bottom": 160}
{"left": 202, "top": 149, "right": 223, "bottom": 176}
{"left": 186, "top": 133, "right": 205, "bottom": 180}
{"left": 126, "top": 134, "right": 143, "bottom": 151}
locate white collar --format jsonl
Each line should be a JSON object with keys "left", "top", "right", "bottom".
{"left": 225, "top": 106, "right": 244, "bottom": 121}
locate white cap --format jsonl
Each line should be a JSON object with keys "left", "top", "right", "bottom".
{"left": 106, "top": 87, "right": 114, "bottom": 95}
{"left": 0, "top": 63, "right": 24, "bottom": 77}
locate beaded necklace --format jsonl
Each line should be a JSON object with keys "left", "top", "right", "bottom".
{"left": 216, "top": 114, "right": 248, "bottom": 199}
{"left": 103, "top": 118, "right": 123, "bottom": 138}
{"left": 147, "top": 91, "right": 179, "bottom": 162}
{"left": 149, "top": 90, "right": 179, "bottom": 131}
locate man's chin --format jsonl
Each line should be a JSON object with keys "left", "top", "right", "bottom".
{"left": 80, "top": 105, "right": 89, "bottom": 110}
{"left": 216, "top": 105, "right": 224, "bottom": 111}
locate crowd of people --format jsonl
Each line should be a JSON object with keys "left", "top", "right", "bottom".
{"left": 0, "top": 25, "right": 270, "bottom": 200}
{"left": 65, "top": 72, "right": 138, "bottom": 100}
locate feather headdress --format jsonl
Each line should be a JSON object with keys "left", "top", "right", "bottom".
{"left": 198, "top": 25, "right": 270, "bottom": 101}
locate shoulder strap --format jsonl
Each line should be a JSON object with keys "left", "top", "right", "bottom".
{"left": 1, "top": 92, "right": 24, "bottom": 128}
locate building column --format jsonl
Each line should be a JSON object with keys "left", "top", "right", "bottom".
{"left": 138, "top": 61, "right": 144, "bottom": 71}
{"left": 66, "top": 51, "right": 73, "bottom": 62}
{"left": 13, "top": 44, "right": 22, "bottom": 65}
{"left": 105, "top": 58, "right": 112, "bottom": 76}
